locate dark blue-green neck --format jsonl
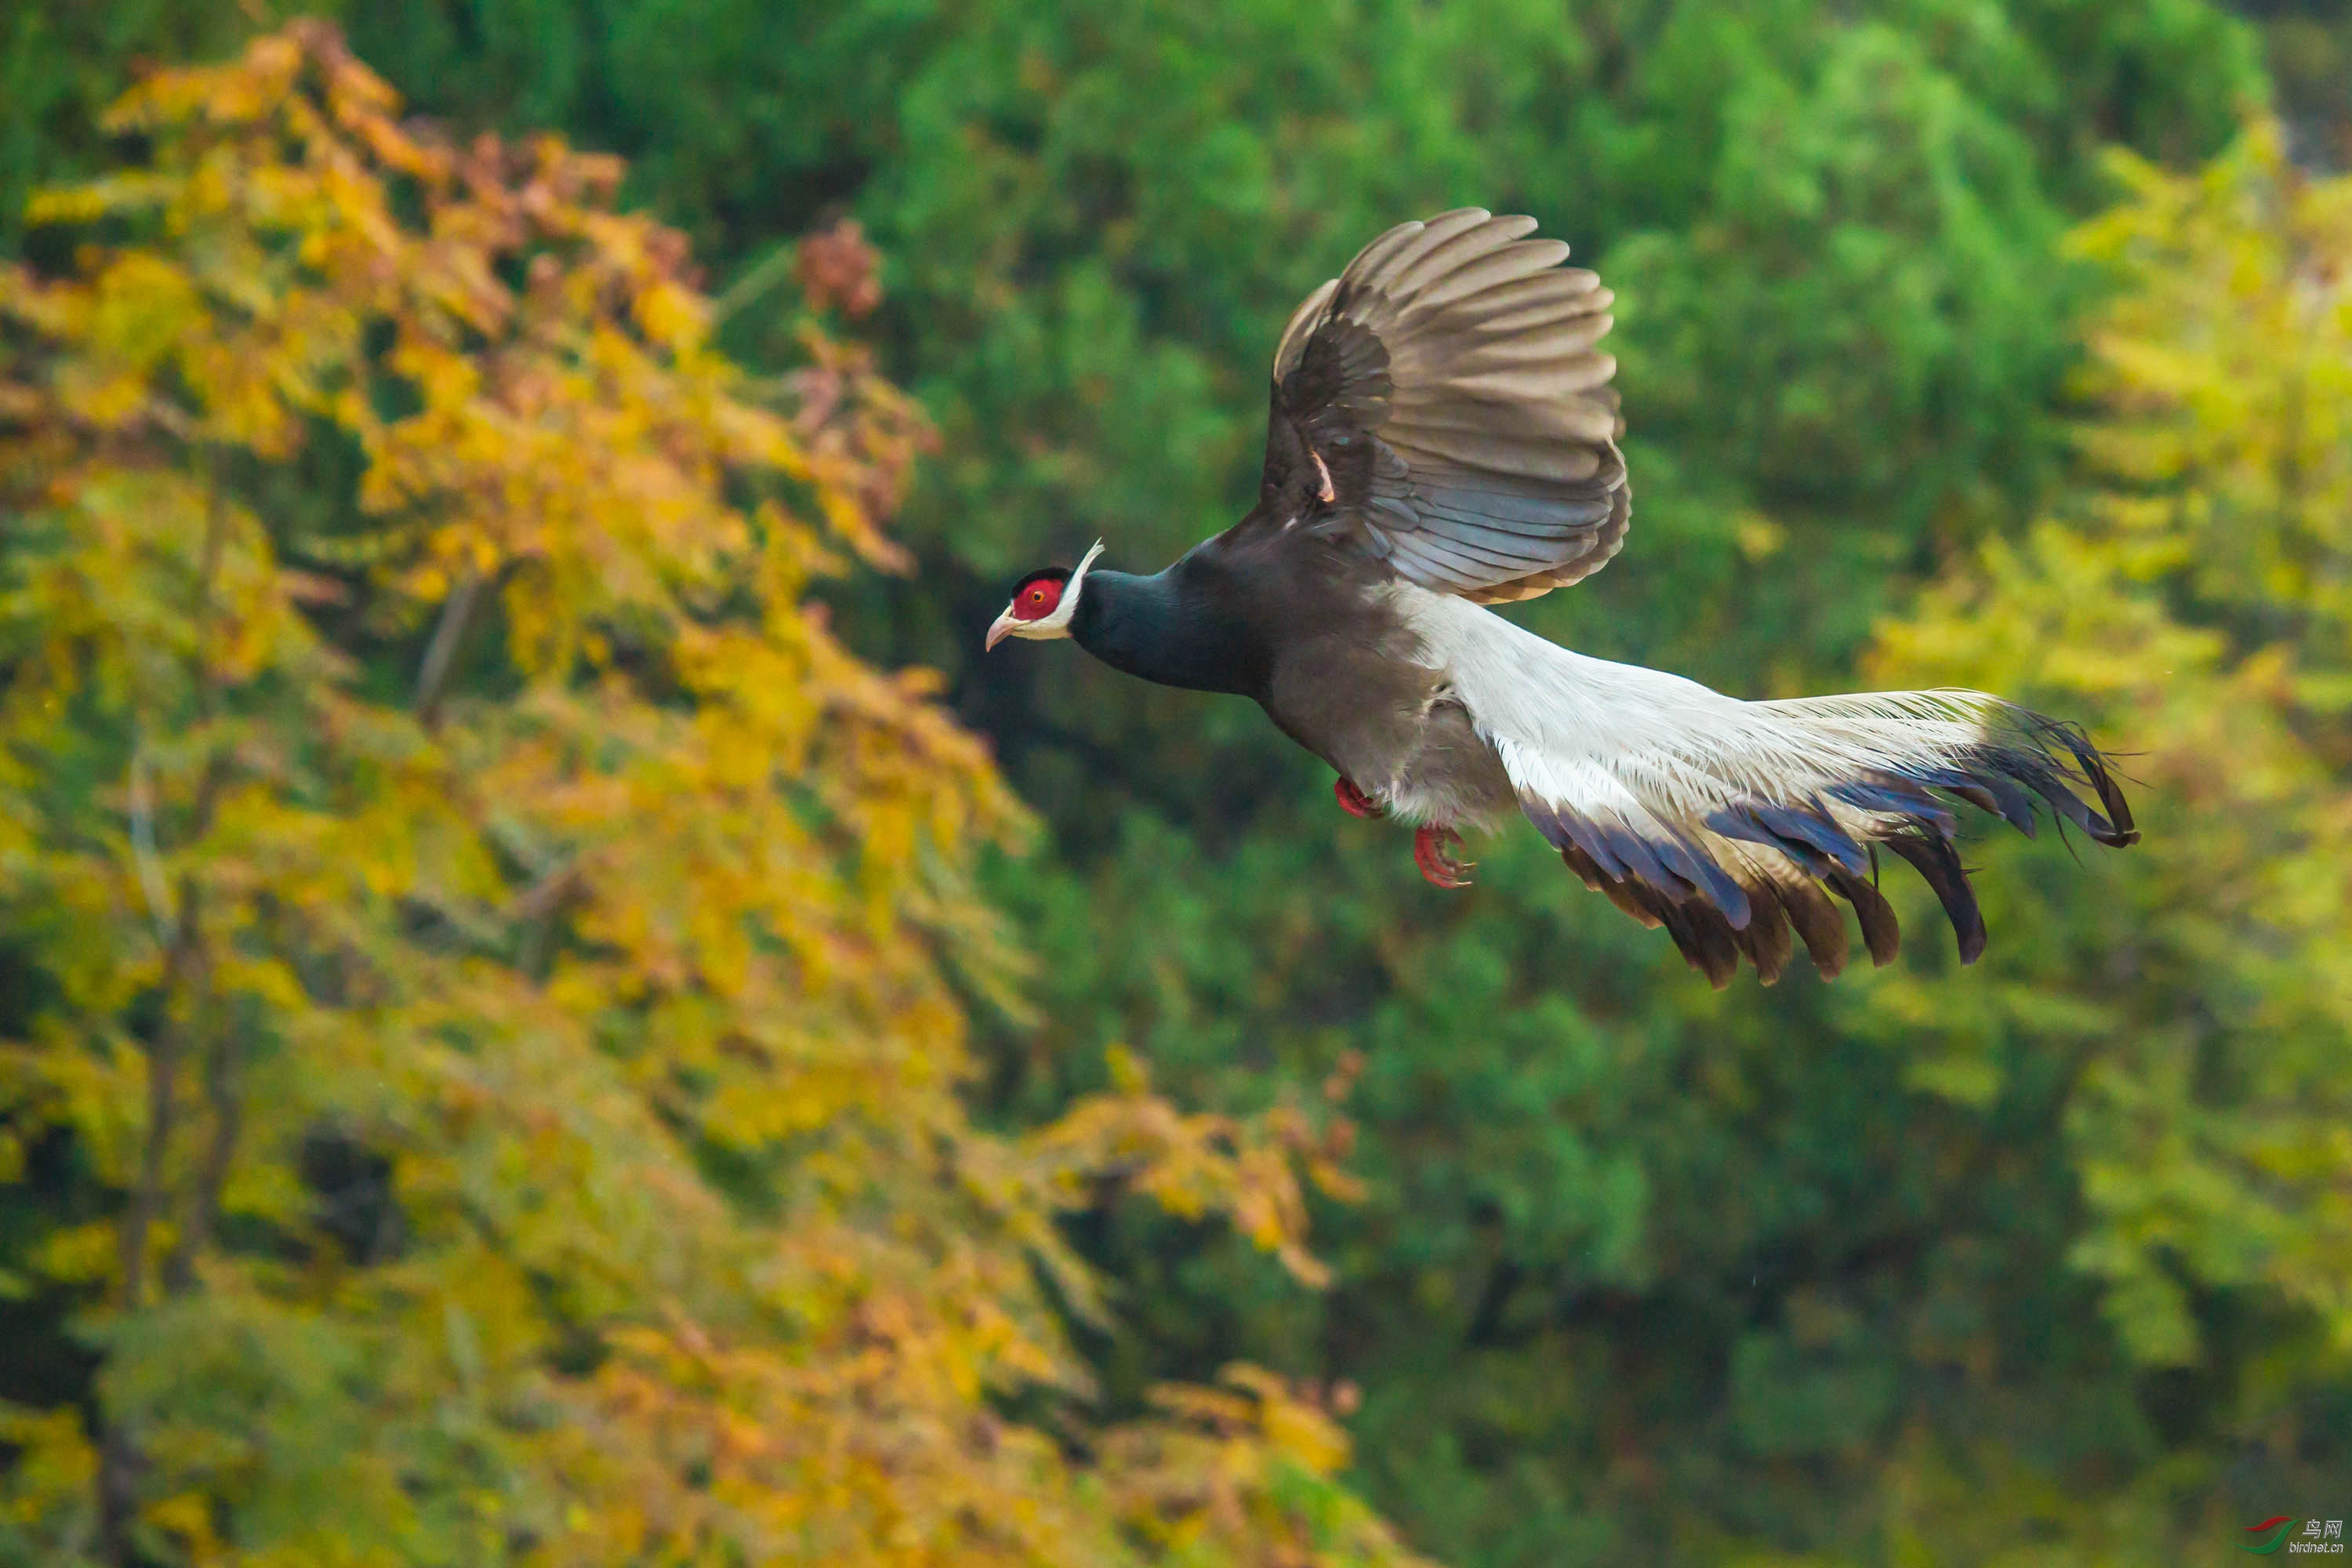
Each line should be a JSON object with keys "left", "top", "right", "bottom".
{"left": 1071, "top": 567, "right": 1262, "bottom": 696}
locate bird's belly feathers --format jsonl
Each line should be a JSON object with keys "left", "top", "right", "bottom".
{"left": 1261, "top": 629, "right": 1515, "bottom": 828}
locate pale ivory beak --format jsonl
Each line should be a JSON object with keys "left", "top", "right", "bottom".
{"left": 984, "top": 608, "right": 1019, "bottom": 652}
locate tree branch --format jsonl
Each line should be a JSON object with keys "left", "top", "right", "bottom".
{"left": 162, "top": 998, "right": 238, "bottom": 1297}
{"left": 127, "top": 742, "right": 175, "bottom": 950}
{"left": 101, "top": 454, "right": 233, "bottom": 1567}
{"left": 710, "top": 240, "right": 800, "bottom": 325}
{"left": 115, "top": 880, "right": 201, "bottom": 1312}
{"left": 414, "top": 569, "right": 485, "bottom": 726}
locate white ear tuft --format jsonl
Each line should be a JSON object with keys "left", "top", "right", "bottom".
{"left": 1068, "top": 539, "right": 1107, "bottom": 596}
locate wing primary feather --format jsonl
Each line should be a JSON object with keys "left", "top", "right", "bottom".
{"left": 1377, "top": 216, "right": 1522, "bottom": 296}
{"left": 1407, "top": 239, "right": 1573, "bottom": 312}
{"left": 1336, "top": 220, "right": 1429, "bottom": 289}
{"left": 1351, "top": 209, "right": 1492, "bottom": 291}
{"left": 1256, "top": 209, "right": 1631, "bottom": 604}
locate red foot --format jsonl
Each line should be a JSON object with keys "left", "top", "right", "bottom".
{"left": 1413, "top": 825, "right": 1473, "bottom": 889}
{"left": 1334, "top": 776, "right": 1386, "bottom": 819}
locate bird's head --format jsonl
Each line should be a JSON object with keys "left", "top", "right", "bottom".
{"left": 984, "top": 540, "right": 1105, "bottom": 652}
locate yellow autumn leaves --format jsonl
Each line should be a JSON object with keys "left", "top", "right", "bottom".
{"left": 1866, "top": 125, "right": 2352, "bottom": 1369}
{"left": 0, "top": 24, "right": 1405, "bottom": 1567}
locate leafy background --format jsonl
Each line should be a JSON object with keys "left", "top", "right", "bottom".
{"left": 3, "top": 0, "right": 2350, "bottom": 1564}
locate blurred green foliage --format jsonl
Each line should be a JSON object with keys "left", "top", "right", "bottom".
{"left": 7, "top": 0, "right": 2352, "bottom": 1564}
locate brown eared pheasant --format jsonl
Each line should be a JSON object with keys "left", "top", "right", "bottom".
{"left": 985, "top": 209, "right": 2137, "bottom": 987}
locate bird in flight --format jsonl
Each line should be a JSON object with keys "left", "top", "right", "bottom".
{"left": 985, "top": 209, "right": 2136, "bottom": 987}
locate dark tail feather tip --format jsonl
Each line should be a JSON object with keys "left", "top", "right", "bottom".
{"left": 1880, "top": 832, "right": 1987, "bottom": 964}
{"left": 1825, "top": 867, "right": 1901, "bottom": 967}
{"left": 2020, "top": 713, "right": 2140, "bottom": 848}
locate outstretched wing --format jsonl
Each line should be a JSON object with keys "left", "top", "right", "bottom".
{"left": 1259, "top": 209, "right": 1629, "bottom": 604}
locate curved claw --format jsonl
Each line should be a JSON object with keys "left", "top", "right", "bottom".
{"left": 1413, "top": 825, "right": 1473, "bottom": 889}
{"left": 1334, "top": 776, "right": 1387, "bottom": 819}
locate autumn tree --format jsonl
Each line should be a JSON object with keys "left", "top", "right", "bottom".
{"left": 0, "top": 25, "right": 1403, "bottom": 1567}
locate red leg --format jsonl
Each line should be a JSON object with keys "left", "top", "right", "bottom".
{"left": 1413, "top": 825, "right": 1473, "bottom": 889}
{"left": 1334, "top": 776, "right": 1386, "bottom": 819}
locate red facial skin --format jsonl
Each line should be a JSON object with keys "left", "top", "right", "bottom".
{"left": 1011, "top": 577, "right": 1064, "bottom": 622}
{"left": 985, "top": 572, "right": 1071, "bottom": 651}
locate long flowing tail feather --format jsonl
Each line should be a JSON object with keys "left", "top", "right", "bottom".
{"left": 1540, "top": 695, "right": 2132, "bottom": 985}
{"left": 1396, "top": 587, "right": 2138, "bottom": 986}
